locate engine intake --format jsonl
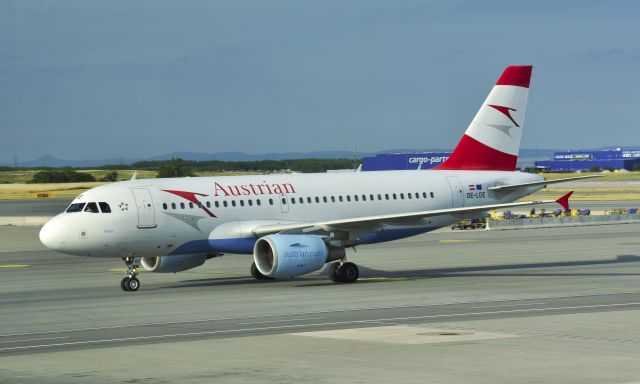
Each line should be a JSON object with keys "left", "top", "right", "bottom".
{"left": 254, "top": 234, "right": 345, "bottom": 278}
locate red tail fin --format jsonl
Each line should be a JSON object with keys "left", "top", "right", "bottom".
{"left": 435, "top": 65, "right": 532, "bottom": 171}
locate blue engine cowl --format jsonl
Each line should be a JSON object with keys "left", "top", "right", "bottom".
{"left": 140, "top": 254, "right": 207, "bottom": 273}
{"left": 253, "top": 234, "right": 345, "bottom": 278}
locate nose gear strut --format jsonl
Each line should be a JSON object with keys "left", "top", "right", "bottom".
{"left": 121, "top": 256, "right": 141, "bottom": 291}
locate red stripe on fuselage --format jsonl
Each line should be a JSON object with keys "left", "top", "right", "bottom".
{"left": 434, "top": 134, "right": 517, "bottom": 171}
{"left": 163, "top": 189, "right": 217, "bottom": 217}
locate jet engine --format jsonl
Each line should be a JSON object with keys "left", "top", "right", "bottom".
{"left": 253, "top": 234, "right": 345, "bottom": 278}
{"left": 140, "top": 254, "right": 207, "bottom": 273}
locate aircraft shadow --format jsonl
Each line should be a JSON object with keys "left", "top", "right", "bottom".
{"left": 159, "top": 255, "right": 640, "bottom": 290}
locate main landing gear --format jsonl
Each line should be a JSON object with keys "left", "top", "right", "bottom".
{"left": 329, "top": 262, "right": 359, "bottom": 283}
{"left": 250, "top": 262, "right": 275, "bottom": 280}
{"left": 121, "top": 256, "right": 141, "bottom": 291}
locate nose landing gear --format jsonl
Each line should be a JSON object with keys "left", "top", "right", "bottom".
{"left": 121, "top": 257, "right": 141, "bottom": 291}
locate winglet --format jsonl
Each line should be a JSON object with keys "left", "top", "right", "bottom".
{"left": 555, "top": 191, "right": 573, "bottom": 211}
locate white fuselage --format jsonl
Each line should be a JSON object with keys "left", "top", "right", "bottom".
{"left": 40, "top": 169, "right": 543, "bottom": 259}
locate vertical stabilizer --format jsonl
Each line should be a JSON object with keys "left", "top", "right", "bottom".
{"left": 435, "top": 65, "right": 532, "bottom": 171}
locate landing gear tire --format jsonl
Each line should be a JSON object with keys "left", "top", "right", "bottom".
{"left": 330, "top": 262, "right": 359, "bottom": 283}
{"left": 126, "top": 277, "right": 140, "bottom": 291}
{"left": 251, "top": 262, "right": 274, "bottom": 280}
{"left": 329, "top": 262, "right": 342, "bottom": 282}
{"left": 121, "top": 257, "right": 141, "bottom": 291}
{"left": 120, "top": 277, "right": 130, "bottom": 291}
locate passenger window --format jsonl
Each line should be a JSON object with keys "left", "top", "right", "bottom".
{"left": 232, "top": 200, "right": 236, "bottom": 207}
{"left": 172, "top": 202, "right": 176, "bottom": 209}
{"left": 307, "top": 197, "right": 312, "bottom": 204}
{"left": 269, "top": 199, "right": 274, "bottom": 205}
{"left": 248, "top": 199, "right": 253, "bottom": 206}
{"left": 430, "top": 192, "right": 435, "bottom": 198}
{"left": 299, "top": 197, "right": 304, "bottom": 204}
{"left": 415, "top": 193, "right": 419, "bottom": 199}
{"left": 407, "top": 193, "right": 412, "bottom": 199}
{"left": 257, "top": 199, "right": 261, "bottom": 206}
{"left": 346, "top": 196, "right": 351, "bottom": 202}
{"left": 189, "top": 202, "right": 194, "bottom": 209}
{"left": 291, "top": 198, "right": 296, "bottom": 204}
{"left": 240, "top": 200, "right": 245, "bottom": 207}
{"left": 423, "top": 192, "right": 427, "bottom": 198}
{"left": 370, "top": 194, "right": 374, "bottom": 200}
{"left": 331, "top": 196, "right": 336, "bottom": 202}
{"left": 206, "top": 201, "right": 211, "bottom": 208}
{"left": 315, "top": 197, "right": 320, "bottom": 203}
{"left": 197, "top": 202, "right": 202, "bottom": 208}
{"left": 354, "top": 195, "right": 359, "bottom": 202}
{"left": 400, "top": 193, "right": 405, "bottom": 199}
{"left": 385, "top": 194, "right": 389, "bottom": 200}
{"left": 377, "top": 194, "right": 382, "bottom": 201}
{"left": 323, "top": 196, "right": 328, "bottom": 203}
{"left": 223, "top": 201, "right": 228, "bottom": 207}
{"left": 392, "top": 193, "right": 397, "bottom": 200}
{"left": 281, "top": 198, "right": 286, "bottom": 204}
{"left": 361, "top": 195, "right": 366, "bottom": 201}
{"left": 84, "top": 202, "right": 99, "bottom": 213}
{"left": 66, "top": 203, "right": 86, "bottom": 213}
{"left": 180, "top": 202, "right": 185, "bottom": 209}
{"left": 215, "top": 201, "right": 219, "bottom": 208}
{"left": 162, "top": 203, "right": 167, "bottom": 210}
{"left": 339, "top": 196, "right": 343, "bottom": 202}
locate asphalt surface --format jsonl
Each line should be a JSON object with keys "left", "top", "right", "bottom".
{"left": 0, "top": 198, "right": 71, "bottom": 216}
{"left": 1, "top": 222, "right": 640, "bottom": 383}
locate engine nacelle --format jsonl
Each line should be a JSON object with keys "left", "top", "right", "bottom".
{"left": 253, "top": 234, "right": 345, "bottom": 278}
{"left": 140, "top": 254, "right": 207, "bottom": 273}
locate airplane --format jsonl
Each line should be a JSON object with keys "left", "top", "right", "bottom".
{"left": 39, "top": 65, "right": 596, "bottom": 291}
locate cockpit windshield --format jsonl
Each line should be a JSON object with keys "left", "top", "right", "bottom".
{"left": 99, "top": 202, "right": 111, "bottom": 213}
{"left": 66, "top": 201, "right": 112, "bottom": 213}
{"left": 84, "top": 202, "right": 99, "bottom": 213}
{"left": 66, "top": 203, "right": 86, "bottom": 213}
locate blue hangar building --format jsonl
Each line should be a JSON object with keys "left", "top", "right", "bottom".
{"left": 361, "top": 152, "right": 451, "bottom": 171}
{"left": 535, "top": 149, "right": 640, "bottom": 172}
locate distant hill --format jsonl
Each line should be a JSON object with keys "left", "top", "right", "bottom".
{"left": 0, "top": 148, "right": 608, "bottom": 168}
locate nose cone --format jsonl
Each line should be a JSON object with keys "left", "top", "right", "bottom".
{"left": 39, "top": 217, "right": 66, "bottom": 251}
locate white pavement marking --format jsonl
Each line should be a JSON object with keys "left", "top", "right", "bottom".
{"left": 1, "top": 291, "right": 638, "bottom": 338}
{"left": 1, "top": 302, "right": 639, "bottom": 352}
{"left": 470, "top": 302, "right": 546, "bottom": 309}
{"left": 0, "top": 336, "right": 68, "bottom": 344}
{"left": 238, "top": 317, "right": 327, "bottom": 325}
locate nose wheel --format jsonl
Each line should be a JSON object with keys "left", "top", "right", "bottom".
{"left": 121, "top": 257, "right": 141, "bottom": 291}
{"left": 329, "top": 262, "right": 359, "bottom": 283}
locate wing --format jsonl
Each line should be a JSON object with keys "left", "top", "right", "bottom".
{"left": 251, "top": 198, "right": 557, "bottom": 237}
{"left": 488, "top": 175, "right": 600, "bottom": 191}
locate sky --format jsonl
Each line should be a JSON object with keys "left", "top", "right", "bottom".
{"left": 1, "top": 0, "right": 639, "bottom": 162}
